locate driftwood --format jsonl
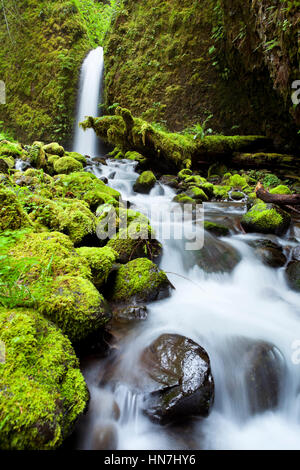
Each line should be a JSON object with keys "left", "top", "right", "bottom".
{"left": 255, "top": 182, "right": 300, "bottom": 214}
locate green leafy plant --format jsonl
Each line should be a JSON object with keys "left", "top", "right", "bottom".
{"left": 191, "top": 114, "right": 214, "bottom": 140}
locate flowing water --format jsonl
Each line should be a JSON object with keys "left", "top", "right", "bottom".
{"left": 73, "top": 47, "right": 106, "bottom": 157}
{"left": 72, "top": 49, "right": 300, "bottom": 450}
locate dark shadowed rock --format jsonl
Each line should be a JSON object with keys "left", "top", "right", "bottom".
{"left": 285, "top": 261, "right": 300, "bottom": 291}
{"left": 248, "top": 239, "right": 286, "bottom": 268}
{"left": 140, "top": 334, "right": 214, "bottom": 424}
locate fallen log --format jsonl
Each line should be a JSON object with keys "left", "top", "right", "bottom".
{"left": 255, "top": 182, "right": 300, "bottom": 209}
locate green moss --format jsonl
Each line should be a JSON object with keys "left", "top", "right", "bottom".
{"left": 39, "top": 275, "right": 111, "bottom": 342}
{"left": 241, "top": 201, "right": 291, "bottom": 235}
{"left": 0, "top": 141, "right": 22, "bottom": 158}
{"left": 64, "top": 151, "right": 87, "bottom": 165}
{"left": 133, "top": 171, "right": 156, "bottom": 193}
{"left": 110, "top": 258, "right": 170, "bottom": 303}
{"left": 224, "top": 173, "right": 248, "bottom": 189}
{"left": 204, "top": 221, "right": 229, "bottom": 236}
{"left": 56, "top": 199, "right": 96, "bottom": 245}
{"left": 177, "top": 169, "right": 192, "bottom": 180}
{"left": 186, "top": 186, "right": 208, "bottom": 201}
{"left": 53, "top": 156, "right": 83, "bottom": 175}
{"left": 213, "top": 185, "right": 231, "bottom": 200}
{"left": 172, "top": 194, "right": 195, "bottom": 204}
{"left": 0, "top": 307, "right": 88, "bottom": 449}
{"left": 230, "top": 191, "right": 245, "bottom": 200}
{"left": 0, "top": 188, "right": 32, "bottom": 231}
{"left": 270, "top": 185, "right": 292, "bottom": 195}
{"left": 125, "top": 151, "right": 147, "bottom": 165}
{"left": 76, "top": 246, "right": 118, "bottom": 288}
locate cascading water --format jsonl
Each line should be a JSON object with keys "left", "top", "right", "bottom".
{"left": 70, "top": 49, "right": 300, "bottom": 450}
{"left": 72, "top": 159, "right": 300, "bottom": 450}
{"left": 73, "top": 47, "right": 105, "bottom": 157}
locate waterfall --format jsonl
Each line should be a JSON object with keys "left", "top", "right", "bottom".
{"left": 73, "top": 47, "right": 105, "bottom": 157}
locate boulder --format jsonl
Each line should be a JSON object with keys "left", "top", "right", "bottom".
{"left": 241, "top": 201, "right": 290, "bottom": 235}
{"left": 43, "top": 142, "right": 64, "bottom": 157}
{"left": 0, "top": 187, "right": 32, "bottom": 231}
{"left": 0, "top": 308, "right": 88, "bottom": 449}
{"left": 204, "top": 221, "right": 229, "bottom": 237}
{"left": 53, "top": 156, "right": 83, "bottom": 175}
{"left": 249, "top": 239, "right": 286, "bottom": 268}
{"left": 133, "top": 171, "right": 156, "bottom": 193}
{"left": 140, "top": 334, "right": 214, "bottom": 424}
{"left": 285, "top": 261, "right": 300, "bottom": 291}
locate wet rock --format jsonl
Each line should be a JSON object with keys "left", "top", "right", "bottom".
{"left": 113, "top": 305, "right": 148, "bottom": 323}
{"left": 249, "top": 239, "right": 286, "bottom": 268}
{"left": 133, "top": 171, "right": 156, "bottom": 193}
{"left": 241, "top": 201, "right": 290, "bottom": 236}
{"left": 141, "top": 334, "right": 214, "bottom": 424}
{"left": 285, "top": 261, "right": 300, "bottom": 291}
{"left": 92, "top": 156, "right": 107, "bottom": 164}
{"left": 292, "top": 246, "right": 300, "bottom": 261}
{"left": 244, "top": 342, "right": 285, "bottom": 413}
{"left": 204, "top": 221, "right": 229, "bottom": 237}
{"left": 91, "top": 422, "right": 118, "bottom": 450}
{"left": 186, "top": 232, "right": 241, "bottom": 273}
{"left": 159, "top": 174, "right": 179, "bottom": 188}
{"left": 100, "top": 176, "right": 108, "bottom": 184}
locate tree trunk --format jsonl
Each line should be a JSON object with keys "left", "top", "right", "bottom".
{"left": 255, "top": 182, "right": 300, "bottom": 206}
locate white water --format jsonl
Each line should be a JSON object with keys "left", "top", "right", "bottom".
{"left": 74, "top": 159, "right": 300, "bottom": 450}
{"left": 73, "top": 47, "right": 105, "bottom": 156}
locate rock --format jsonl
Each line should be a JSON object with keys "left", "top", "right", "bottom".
{"left": 159, "top": 174, "right": 179, "bottom": 188}
{"left": 204, "top": 221, "right": 229, "bottom": 237}
{"left": 230, "top": 190, "right": 245, "bottom": 201}
{"left": 285, "top": 261, "right": 300, "bottom": 291}
{"left": 186, "top": 232, "right": 241, "bottom": 273}
{"left": 244, "top": 342, "right": 285, "bottom": 413}
{"left": 113, "top": 305, "right": 148, "bottom": 323}
{"left": 39, "top": 275, "right": 111, "bottom": 343}
{"left": 249, "top": 239, "right": 286, "bottom": 268}
{"left": 0, "top": 187, "right": 32, "bottom": 231}
{"left": 100, "top": 176, "right": 109, "bottom": 184}
{"left": 140, "top": 334, "right": 214, "bottom": 424}
{"left": 75, "top": 246, "right": 118, "bottom": 288}
{"left": 0, "top": 140, "right": 23, "bottom": 158}
{"left": 43, "top": 142, "right": 64, "bottom": 157}
{"left": 133, "top": 171, "right": 156, "bottom": 193}
{"left": 177, "top": 169, "right": 192, "bottom": 180}
{"left": 53, "top": 156, "right": 83, "bottom": 175}
{"left": 65, "top": 151, "right": 87, "bottom": 165}
{"left": 106, "top": 221, "right": 162, "bottom": 264}
{"left": 109, "top": 258, "right": 172, "bottom": 304}
{"left": 186, "top": 186, "right": 209, "bottom": 202}
{"left": 172, "top": 193, "right": 195, "bottom": 204}
{"left": 241, "top": 201, "right": 291, "bottom": 235}
{"left": 91, "top": 422, "right": 118, "bottom": 450}
{"left": 26, "top": 142, "right": 47, "bottom": 169}
{"left": 0, "top": 308, "right": 88, "bottom": 449}
{"left": 269, "top": 185, "right": 292, "bottom": 195}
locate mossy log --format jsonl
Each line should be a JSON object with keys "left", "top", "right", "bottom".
{"left": 231, "top": 152, "right": 300, "bottom": 170}
{"left": 255, "top": 183, "right": 300, "bottom": 207}
{"left": 81, "top": 108, "right": 270, "bottom": 171}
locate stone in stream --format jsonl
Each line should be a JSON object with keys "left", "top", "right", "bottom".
{"left": 91, "top": 422, "right": 118, "bottom": 450}
{"left": 185, "top": 231, "right": 241, "bottom": 273}
{"left": 244, "top": 342, "right": 286, "bottom": 414}
{"left": 140, "top": 334, "right": 214, "bottom": 424}
{"left": 241, "top": 201, "right": 291, "bottom": 236}
{"left": 285, "top": 261, "right": 300, "bottom": 291}
{"left": 159, "top": 174, "right": 179, "bottom": 189}
{"left": 133, "top": 171, "right": 156, "bottom": 193}
{"left": 248, "top": 239, "right": 286, "bottom": 268}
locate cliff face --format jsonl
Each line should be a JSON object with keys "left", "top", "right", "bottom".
{"left": 104, "top": 0, "right": 299, "bottom": 147}
{"left": 0, "top": 0, "right": 90, "bottom": 143}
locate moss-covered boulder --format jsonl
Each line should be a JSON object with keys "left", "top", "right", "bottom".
{"left": 133, "top": 171, "right": 156, "bottom": 194}
{"left": 204, "top": 221, "right": 229, "bottom": 237}
{"left": 39, "top": 275, "right": 111, "bottom": 343}
{"left": 25, "top": 142, "right": 47, "bottom": 169}
{"left": 57, "top": 199, "right": 97, "bottom": 246}
{"left": 241, "top": 201, "right": 291, "bottom": 235}
{"left": 0, "top": 156, "right": 14, "bottom": 173}
{"left": 65, "top": 151, "right": 87, "bottom": 165}
{"left": 109, "top": 258, "right": 171, "bottom": 304}
{"left": 140, "top": 334, "right": 214, "bottom": 424}
{"left": 76, "top": 246, "right": 118, "bottom": 289}
{"left": 178, "top": 169, "right": 192, "bottom": 180}
{"left": 53, "top": 156, "right": 83, "bottom": 175}
{"left": 106, "top": 222, "right": 162, "bottom": 264}
{"left": 285, "top": 261, "right": 300, "bottom": 291}
{"left": 159, "top": 175, "right": 179, "bottom": 189}
{"left": 172, "top": 193, "right": 195, "bottom": 205}
{"left": 0, "top": 187, "right": 32, "bottom": 231}
{"left": 0, "top": 308, "right": 88, "bottom": 449}
{"left": 43, "top": 142, "right": 64, "bottom": 157}
{"left": 186, "top": 186, "right": 209, "bottom": 202}
{"left": 269, "top": 185, "right": 292, "bottom": 195}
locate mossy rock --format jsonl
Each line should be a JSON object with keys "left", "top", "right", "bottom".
{"left": 76, "top": 246, "right": 118, "bottom": 288}
{"left": 204, "top": 221, "right": 229, "bottom": 237}
{"left": 0, "top": 308, "right": 88, "bottom": 449}
{"left": 0, "top": 140, "right": 22, "bottom": 158}
{"left": 186, "top": 186, "right": 208, "bottom": 202}
{"left": 125, "top": 151, "right": 147, "bottom": 165}
{"left": 177, "top": 169, "right": 192, "bottom": 180}
{"left": 53, "top": 157, "right": 83, "bottom": 175}
{"left": 241, "top": 201, "right": 290, "bottom": 235}
{"left": 9, "top": 231, "right": 91, "bottom": 281}
{"left": 65, "top": 151, "right": 87, "bottom": 165}
{"left": 269, "top": 185, "right": 292, "bottom": 195}
{"left": 43, "top": 143, "right": 64, "bottom": 157}
{"left": 39, "top": 275, "right": 111, "bottom": 343}
{"left": 213, "top": 185, "right": 231, "bottom": 200}
{"left": 159, "top": 175, "right": 179, "bottom": 189}
{"left": 230, "top": 191, "right": 245, "bottom": 201}
{"left": 285, "top": 261, "right": 300, "bottom": 291}
{"left": 0, "top": 156, "right": 14, "bottom": 174}
{"left": 84, "top": 189, "right": 120, "bottom": 211}
{"left": 109, "top": 258, "right": 171, "bottom": 304}
{"left": 172, "top": 193, "right": 195, "bottom": 204}
{"left": 54, "top": 172, "right": 120, "bottom": 204}
{"left": 0, "top": 187, "right": 32, "bottom": 231}
{"left": 25, "top": 142, "right": 47, "bottom": 169}
{"left": 133, "top": 171, "right": 156, "bottom": 194}
{"left": 106, "top": 222, "right": 162, "bottom": 264}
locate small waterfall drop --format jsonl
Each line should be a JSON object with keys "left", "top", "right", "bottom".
{"left": 73, "top": 47, "right": 105, "bottom": 157}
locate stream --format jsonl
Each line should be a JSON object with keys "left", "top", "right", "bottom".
{"left": 71, "top": 49, "right": 300, "bottom": 450}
